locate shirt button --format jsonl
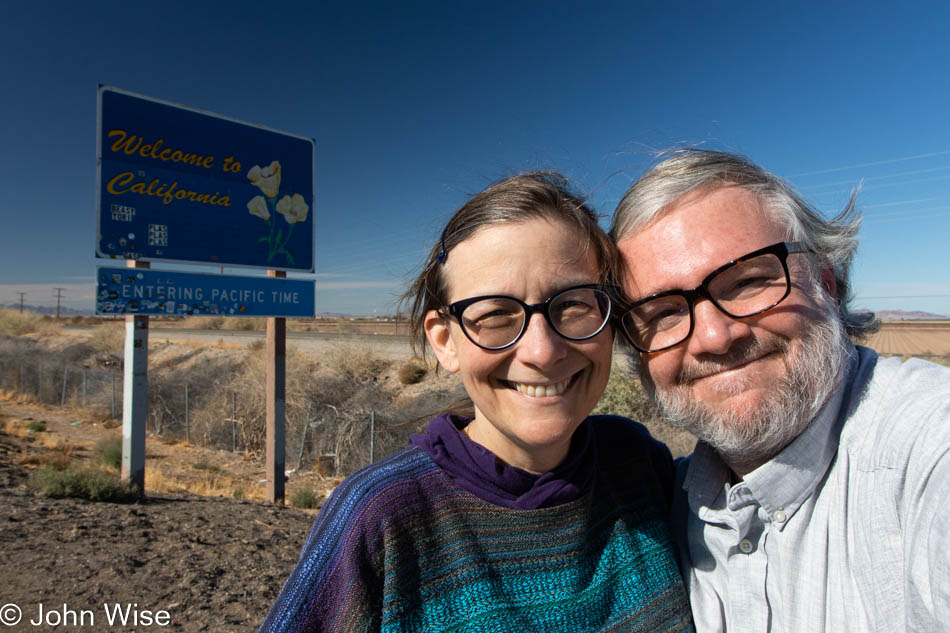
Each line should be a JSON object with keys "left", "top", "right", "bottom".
{"left": 773, "top": 510, "right": 788, "bottom": 523}
{"left": 739, "top": 539, "right": 754, "bottom": 554}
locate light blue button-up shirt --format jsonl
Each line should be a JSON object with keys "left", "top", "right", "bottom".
{"left": 674, "top": 346, "right": 950, "bottom": 632}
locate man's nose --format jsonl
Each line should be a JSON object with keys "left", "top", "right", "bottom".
{"left": 686, "top": 299, "right": 753, "bottom": 356}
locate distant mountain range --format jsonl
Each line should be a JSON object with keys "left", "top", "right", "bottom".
{"left": 873, "top": 310, "right": 949, "bottom": 320}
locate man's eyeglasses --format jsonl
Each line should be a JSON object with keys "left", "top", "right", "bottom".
{"left": 618, "top": 241, "right": 810, "bottom": 353}
{"left": 443, "top": 284, "right": 613, "bottom": 351}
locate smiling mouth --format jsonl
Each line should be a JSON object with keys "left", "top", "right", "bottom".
{"left": 682, "top": 351, "right": 776, "bottom": 384}
{"left": 503, "top": 372, "right": 579, "bottom": 398}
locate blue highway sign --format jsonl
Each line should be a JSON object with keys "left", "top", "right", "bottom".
{"left": 96, "top": 267, "right": 315, "bottom": 318}
{"left": 96, "top": 87, "right": 315, "bottom": 271}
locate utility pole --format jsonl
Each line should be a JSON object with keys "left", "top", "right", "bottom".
{"left": 17, "top": 292, "right": 25, "bottom": 313}
{"left": 53, "top": 288, "right": 65, "bottom": 318}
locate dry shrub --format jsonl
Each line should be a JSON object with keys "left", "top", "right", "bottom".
{"left": 0, "top": 310, "right": 61, "bottom": 336}
{"left": 229, "top": 317, "right": 261, "bottom": 331}
{"left": 396, "top": 361, "right": 427, "bottom": 385}
{"left": 325, "top": 343, "right": 388, "bottom": 382}
{"left": 177, "top": 316, "right": 224, "bottom": 330}
{"left": 89, "top": 324, "right": 125, "bottom": 354}
{"left": 246, "top": 339, "right": 265, "bottom": 351}
{"left": 335, "top": 317, "right": 356, "bottom": 334}
{"left": 594, "top": 360, "right": 696, "bottom": 459}
{"left": 29, "top": 465, "right": 139, "bottom": 502}
{"left": 287, "top": 319, "right": 316, "bottom": 332}
{"left": 593, "top": 363, "right": 657, "bottom": 423}
{"left": 96, "top": 435, "right": 123, "bottom": 470}
{"left": 290, "top": 486, "right": 321, "bottom": 509}
{"left": 36, "top": 436, "right": 79, "bottom": 455}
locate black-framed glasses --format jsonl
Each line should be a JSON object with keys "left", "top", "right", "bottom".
{"left": 443, "top": 284, "right": 614, "bottom": 351}
{"left": 618, "top": 241, "right": 810, "bottom": 353}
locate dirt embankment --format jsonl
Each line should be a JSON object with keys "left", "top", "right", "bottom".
{"left": 0, "top": 398, "right": 316, "bottom": 633}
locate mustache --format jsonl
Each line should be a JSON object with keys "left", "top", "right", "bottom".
{"left": 676, "top": 337, "right": 788, "bottom": 384}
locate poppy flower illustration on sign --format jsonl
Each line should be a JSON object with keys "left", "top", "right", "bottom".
{"left": 246, "top": 161, "right": 309, "bottom": 265}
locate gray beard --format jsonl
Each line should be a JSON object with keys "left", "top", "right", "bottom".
{"left": 642, "top": 298, "right": 850, "bottom": 473}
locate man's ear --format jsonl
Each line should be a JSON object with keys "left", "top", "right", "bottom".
{"left": 424, "top": 309, "right": 460, "bottom": 373}
{"left": 820, "top": 266, "right": 837, "bottom": 299}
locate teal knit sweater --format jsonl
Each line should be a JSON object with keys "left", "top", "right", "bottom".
{"left": 260, "top": 416, "right": 694, "bottom": 632}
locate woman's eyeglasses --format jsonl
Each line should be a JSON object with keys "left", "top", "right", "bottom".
{"left": 443, "top": 284, "right": 614, "bottom": 351}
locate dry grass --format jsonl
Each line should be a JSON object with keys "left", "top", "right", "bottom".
{"left": 145, "top": 463, "right": 266, "bottom": 500}
{"left": 0, "top": 309, "right": 62, "bottom": 336}
{"left": 3, "top": 417, "right": 33, "bottom": 437}
{"left": 18, "top": 448, "right": 72, "bottom": 470}
{"left": 88, "top": 324, "right": 126, "bottom": 354}
{"left": 0, "top": 390, "right": 37, "bottom": 406}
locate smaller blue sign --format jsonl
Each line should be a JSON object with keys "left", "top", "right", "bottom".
{"left": 96, "top": 267, "right": 315, "bottom": 317}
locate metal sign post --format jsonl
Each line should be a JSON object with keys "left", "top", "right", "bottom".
{"left": 266, "top": 270, "right": 286, "bottom": 504}
{"left": 121, "top": 260, "right": 149, "bottom": 493}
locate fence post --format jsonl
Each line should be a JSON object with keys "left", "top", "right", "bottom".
{"left": 111, "top": 370, "right": 117, "bottom": 419}
{"left": 61, "top": 366, "right": 70, "bottom": 406}
{"left": 369, "top": 411, "right": 375, "bottom": 464}
{"left": 296, "top": 403, "right": 311, "bottom": 471}
{"left": 184, "top": 383, "right": 190, "bottom": 444}
{"left": 231, "top": 391, "right": 237, "bottom": 452}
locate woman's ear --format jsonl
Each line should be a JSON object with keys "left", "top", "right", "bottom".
{"left": 424, "top": 309, "right": 460, "bottom": 373}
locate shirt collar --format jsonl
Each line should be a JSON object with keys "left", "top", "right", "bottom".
{"left": 683, "top": 347, "right": 860, "bottom": 527}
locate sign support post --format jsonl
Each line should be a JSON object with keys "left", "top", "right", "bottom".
{"left": 266, "top": 269, "right": 287, "bottom": 504}
{"left": 122, "top": 259, "right": 149, "bottom": 494}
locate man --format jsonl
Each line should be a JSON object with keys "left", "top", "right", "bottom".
{"left": 609, "top": 148, "right": 950, "bottom": 632}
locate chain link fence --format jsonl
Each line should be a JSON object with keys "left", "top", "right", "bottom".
{"left": 0, "top": 335, "right": 464, "bottom": 478}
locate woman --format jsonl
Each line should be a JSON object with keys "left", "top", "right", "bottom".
{"left": 259, "top": 172, "right": 693, "bottom": 633}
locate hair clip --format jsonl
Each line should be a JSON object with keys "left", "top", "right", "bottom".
{"left": 437, "top": 236, "right": 448, "bottom": 264}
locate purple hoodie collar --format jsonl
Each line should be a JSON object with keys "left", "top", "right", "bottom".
{"left": 408, "top": 413, "right": 596, "bottom": 510}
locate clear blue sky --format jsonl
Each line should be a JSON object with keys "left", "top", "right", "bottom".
{"left": 2, "top": 1, "right": 949, "bottom": 317}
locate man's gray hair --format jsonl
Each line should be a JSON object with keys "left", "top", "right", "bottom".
{"left": 610, "top": 148, "right": 878, "bottom": 340}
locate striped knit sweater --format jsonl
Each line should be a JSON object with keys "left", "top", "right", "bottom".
{"left": 259, "top": 416, "right": 694, "bottom": 633}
